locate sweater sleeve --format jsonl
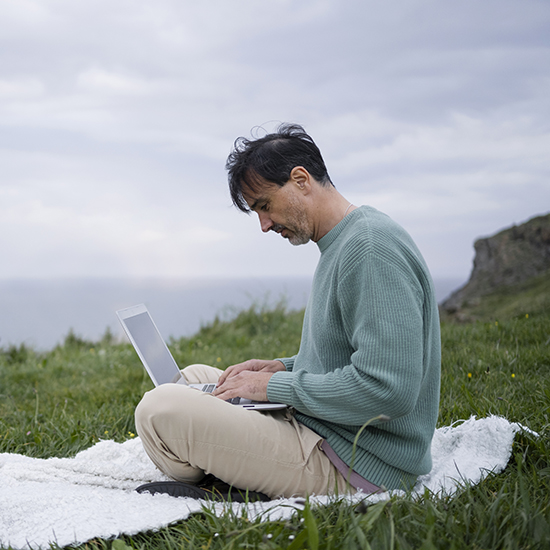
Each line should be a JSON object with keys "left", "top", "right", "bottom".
{"left": 267, "top": 248, "right": 426, "bottom": 426}
{"left": 274, "top": 356, "right": 295, "bottom": 372}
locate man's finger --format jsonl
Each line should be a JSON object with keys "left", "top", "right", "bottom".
{"left": 217, "top": 363, "right": 240, "bottom": 386}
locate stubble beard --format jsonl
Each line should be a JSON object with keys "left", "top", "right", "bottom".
{"left": 287, "top": 228, "right": 311, "bottom": 246}
{"left": 273, "top": 196, "right": 312, "bottom": 246}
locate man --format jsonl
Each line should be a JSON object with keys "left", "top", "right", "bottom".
{"left": 135, "top": 123, "right": 441, "bottom": 499}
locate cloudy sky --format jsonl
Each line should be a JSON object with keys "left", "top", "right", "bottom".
{"left": 2, "top": 0, "right": 549, "bottom": 285}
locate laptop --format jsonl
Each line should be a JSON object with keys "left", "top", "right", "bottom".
{"left": 116, "top": 304, "right": 286, "bottom": 411}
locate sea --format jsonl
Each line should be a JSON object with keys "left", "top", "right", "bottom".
{"left": 0, "top": 277, "right": 464, "bottom": 351}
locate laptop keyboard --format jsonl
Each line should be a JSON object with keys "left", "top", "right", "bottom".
{"left": 202, "top": 383, "right": 241, "bottom": 404}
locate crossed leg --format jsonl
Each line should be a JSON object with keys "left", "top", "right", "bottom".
{"left": 135, "top": 364, "right": 353, "bottom": 498}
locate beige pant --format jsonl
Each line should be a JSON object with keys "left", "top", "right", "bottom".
{"left": 135, "top": 364, "right": 354, "bottom": 498}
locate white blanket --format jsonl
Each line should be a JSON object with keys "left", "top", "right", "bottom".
{"left": 0, "top": 416, "right": 528, "bottom": 550}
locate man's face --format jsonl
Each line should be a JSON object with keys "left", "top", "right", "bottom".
{"left": 246, "top": 182, "right": 312, "bottom": 246}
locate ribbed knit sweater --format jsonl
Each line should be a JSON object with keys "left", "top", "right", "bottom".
{"left": 266, "top": 206, "right": 441, "bottom": 490}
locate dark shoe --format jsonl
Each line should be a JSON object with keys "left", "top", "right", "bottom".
{"left": 136, "top": 481, "right": 212, "bottom": 499}
{"left": 135, "top": 477, "right": 271, "bottom": 503}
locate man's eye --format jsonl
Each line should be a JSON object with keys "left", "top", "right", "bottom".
{"left": 260, "top": 203, "right": 269, "bottom": 212}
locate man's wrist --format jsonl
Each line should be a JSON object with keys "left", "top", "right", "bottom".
{"left": 274, "top": 357, "right": 294, "bottom": 372}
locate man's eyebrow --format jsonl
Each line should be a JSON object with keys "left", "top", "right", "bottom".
{"left": 249, "top": 196, "right": 265, "bottom": 211}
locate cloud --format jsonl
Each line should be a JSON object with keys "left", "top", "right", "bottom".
{"left": 0, "top": 0, "right": 549, "bottom": 283}
{"left": 76, "top": 68, "right": 161, "bottom": 96}
{"left": 0, "top": 76, "right": 45, "bottom": 100}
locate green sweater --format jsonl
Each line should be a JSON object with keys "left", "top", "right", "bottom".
{"left": 266, "top": 206, "right": 441, "bottom": 491}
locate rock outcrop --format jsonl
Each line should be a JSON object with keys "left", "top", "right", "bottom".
{"left": 441, "top": 212, "right": 550, "bottom": 315}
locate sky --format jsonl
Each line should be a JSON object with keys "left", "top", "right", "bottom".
{"left": 1, "top": 0, "right": 549, "bottom": 286}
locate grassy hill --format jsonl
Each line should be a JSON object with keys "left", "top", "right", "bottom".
{"left": 1, "top": 301, "right": 549, "bottom": 549}
{"left": 440, "top": 270, "right": 550, "bottom": 322}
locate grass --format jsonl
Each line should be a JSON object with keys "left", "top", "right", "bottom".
{"left": 1, "top": 301, "right": 549, "bottom": 549}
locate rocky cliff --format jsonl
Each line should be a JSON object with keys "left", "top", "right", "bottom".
{"left": 441, "top": 212, "right": 550, "bottom": 316}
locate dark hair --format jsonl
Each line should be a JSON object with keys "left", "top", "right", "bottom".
{"left": 226, "top": 123, "right": 333, "bottom": 212}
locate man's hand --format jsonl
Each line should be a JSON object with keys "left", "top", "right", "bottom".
{"left": 214, "top": 359, "right": 286, "bottom": 402}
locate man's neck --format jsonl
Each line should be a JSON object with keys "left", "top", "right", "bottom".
{"left": 310, "top": 187, "right": 357, "bottom": 242}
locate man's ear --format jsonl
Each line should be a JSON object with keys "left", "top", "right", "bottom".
{"left": 289, "top": 166, "right": 311, "bottom": 193}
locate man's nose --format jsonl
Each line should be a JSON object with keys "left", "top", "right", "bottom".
{"left": 258, "top": 212, "right": 273, "bottom": 233}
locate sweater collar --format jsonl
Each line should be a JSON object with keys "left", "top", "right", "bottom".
{"left": 316, "top": 206, "right": 365, "bottom": 253}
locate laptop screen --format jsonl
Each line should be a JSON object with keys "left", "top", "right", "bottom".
{"left": 119, "top": 308, "right": 182, "bottom": 386}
